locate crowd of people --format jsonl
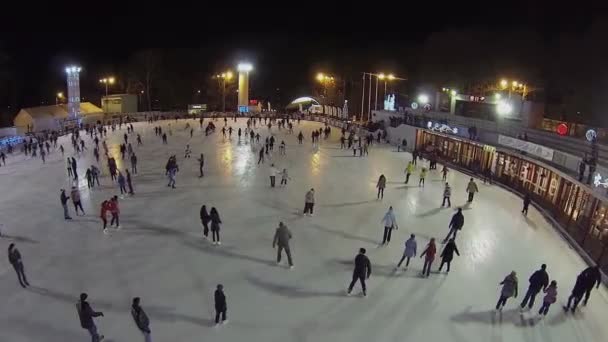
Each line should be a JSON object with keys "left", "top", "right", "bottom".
{"left": 2, "top": 113, "right": 605, "bottom": 342}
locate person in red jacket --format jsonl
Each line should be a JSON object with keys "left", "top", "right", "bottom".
{"left": 420, "top": 238, "right": 437, "bottom": 278}
{"left": 100, "top": 200, "right": 110, "bottom": 234}
{"left": 108, "top": 196, "right": 121, "bottom": 229}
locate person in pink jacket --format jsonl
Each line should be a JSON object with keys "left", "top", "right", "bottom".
{"left": 538, "top": 280, "right": 557, "bottom": 316}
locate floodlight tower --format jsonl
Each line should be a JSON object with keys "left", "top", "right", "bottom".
{"left": 65, "top": 65, "right": 82, "bottom": 119}
{"left": 237, "top": 63, "right": 253, "bottom": 110}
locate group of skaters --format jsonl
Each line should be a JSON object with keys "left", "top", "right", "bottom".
{"left": 4, "top": 115, "right": 608, "bottom": 342}
{"left": 494, "top": 264, "right": 602, "bottom": 317}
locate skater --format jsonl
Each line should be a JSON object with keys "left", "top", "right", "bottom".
{"left": 538, "top": 281, "right": 558, "bottom": 316}
{"left": 496, "top": 271, "right": 519, "bottom": 310}
{"left": 466, "top": 178, "right": 479, "bottom": 202}
{"left": 77, "top": 293, "right": 105, "bottom": 342}
{"left": 404, "top": 161, "right": 414, "bottom": 184}
{"left": 71, "top": 186, "right": 85, "bottom": 215}
{"left": 86, "top": 168, "right": 93, "bottom": 189}
{"left": 340, "top": 136, "right": 346, "bottom": 149}
{"left": 522, "top": 193, "right": 531, "bottom": 215}
{"left": 100, "top": 200, "right": 110, "bottom": 234}
{"left": 279, "top": 140, "right": 286, "bottom": 155}
{"left": 131, "top": 297, "right": 151, "bottom": 342}
{"left": 442, "top": 183, "right": 452, "bottom": 207}
{"left": 519, "top": 264, "right": 549, "bottom": 310}
{"left": 137, "top": 134, "right": 142, "bottom": 145}
{"left": 581, "top": 265, "right": 602, "bottom": 306}
{"left": 109, "top": 196, "right": 120, "bottom": 229}
{"left": 565, "top": 272, "right": 587, "bottom": 313}
{"left": 303, "top": 188, "right": 315, "bottom": 216}
{"left": 419, "top": 167, "right": 427, "bottom": 187}
{"left": 108, "top": 158, "right": 118, "bottom": 181}
{"left": 269, "top": 164, "right": 278, "bottom": 187}
{"left": 200, "top": 205, "right": 210, "bottom": 239}
{"left": 280, "top": 168, "right": 290, "bottom": 186}
{"left": 444, "top": 208, "right": 464, "bottom": 242}
{"left": 397, "top": 138, "right": 407, "bottom": 152}
{"left": 126, "top": 170, "right": 134, "bottom": 195}
{"left": 297, "top": 131, "right": 304, "bottom": 144}
{"left": 130, "top": 153, "right": 138, "bottom": 174}
{"left": 67, "top": 158, "right": 73, "bottom": 177}
{"left": 71, "top": 157, "right": 78, "bottom": 179}
{"left": 396, "top": 234, "right": 417, "bottom": 269}
{"left": 214, "top": 284, "right": 228, "bottom": 325}
{"left": 438, "top": 238, "right": 460, "bottom": 273}
{"left": 210, "top": 207, "right": 222, "bottom": 245}
{"left": 91, "top": 165, "right": 101, "bottom": 186}
{"left": 376, "top": 174, "right": 386, "bottom": 199}
{"left": 184, "top": 144, "right": 192, "bottom": 158}
{"left": 273, "top": 221, "right": 294, "bottom": 268}
{"left": 60, "top": 189, "right": 72, "bottom": 220}
{"left": 441, "top": 165, "right": 449, "bottom": 181}
{"left": 380, "top": 206, "right": 398, "bottom": 245}
{"left": 162, "top": 133, "right": 167, "bottom": 144}
{"left": 347, "top": 248, "right": 372, "bottom": 297}
{"left": 117, "top": 171, "right": 127, "bottom": 194}
{"left": 420, "top": 238, "right": 437, "bottom": 277}
{"left": 197, "top": 153, "right": 204, "bottom": 177}
{"left": 8, "top": 244, "right": 29, "bottom": 288}
{"left": 167, "top": 161, "right": 178, "bottom": 189}
{"left": 258, "top": 148, "right": 265, "bottom": 165}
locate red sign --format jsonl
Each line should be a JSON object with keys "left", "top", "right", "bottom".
{"left": 556, "top": 123, "right": 568, "bottom": 136}
{"left": 249, "top": 99, "right": 258, "bottom": 105}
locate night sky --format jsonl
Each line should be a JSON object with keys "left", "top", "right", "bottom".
{"left": 0, "top": 6, "right": 605, "bottom": 125}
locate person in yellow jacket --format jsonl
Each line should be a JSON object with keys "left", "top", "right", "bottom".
{"left": 404, "top": 161, "right": 415, "bottom": 184}
{"left": 466, "top": 178, "right": 479, "bottom": 202}
{"left": 419, "top": 167, "right": 427, "bottom": 187}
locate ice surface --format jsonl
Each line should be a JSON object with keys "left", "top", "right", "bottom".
{"left": 1, "top": 119, "right": 607, "bottom": 342}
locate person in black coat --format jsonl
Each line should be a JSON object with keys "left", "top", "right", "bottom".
{"left": 438, "top": 239, "right": 460, "bottom": 273}
{"left": 519, "top": 264, "right": 549, "bottom": 310}
{"left": 200, "top": 205, "right": 210, "bottom": 239}
{"left": 77, "top": 293, "right": 104, "bottom": 341}
{"left": 8, "top": 244, "right": 29, "bottom": 288}
{"left": 443, "top": 208, "right": 464, "bottom": 242}
{"left": 565, "top": 273, "right": 587, "bottom": 313}
{"left": 210, "top": 207, "right": 222, "bottom": 245}
{"left": 347, "top": 248, "right": 372, "bottom": 297}
{"left": 522, "top": 193, "right": 531, "bottom": 215}
{"left": 131, "top": 297, "right": 151, "bottom": 342}
{"left": 581, "top": 266, "right": 602, "bottom": 306}
{"left": 215, "top": 284, "right": 228, "bottom": 325}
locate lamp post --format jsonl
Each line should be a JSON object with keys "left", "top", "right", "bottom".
{"left": 99, "top": 77, "right": 115, "bottom": 96}
{"left": 56, "top": 92, "right": 64, "bottom": 105}
{"left": 316, "top": 73, "right": 335, "bottom": 103}
{"left": 214, "top": 71, "right": 233, "bottom": 112}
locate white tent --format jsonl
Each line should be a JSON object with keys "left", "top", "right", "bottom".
{"left": 14, "top": 102, "right": 103, "bottom": 132}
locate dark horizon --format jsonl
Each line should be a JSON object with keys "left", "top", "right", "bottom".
{"left": 1, "top": 8, "right": 606, "bottom": 126}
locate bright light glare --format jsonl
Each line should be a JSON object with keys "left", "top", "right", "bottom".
{"left": 496, "top": 101, "right": 513, "bottom": 115}
{"left": 388, "top": 74, "right": 395, "bottom": 80}
{"left": 512, "top": 81, "right": 518, "bottom": 87}
{"left": 65, "top": 66, "right": 81, "bottom": 74}
{"left": 500, "top": 79, "right": 507, "bottom": 88}
{"left": 226, "top": 71, "right": 233, "bottom": 79}
{"left": 237, "top": 63, "right": 253, "bottom": 72}
{"left": 418, "top": 94, "right": 429, "bottom": 104}
{"left": 495, "top": 93, "right": 501, "bottom": 99}
{"left": 450, "top": 90, "right": 457, "bottom": 96}
{"left": 108, "top": 77, "right": 115, "bottom": 84}
{"left": 378, "top": 73, "right": 385, "bottom": 80}
{"left": 57, "top": 92, "right": 63, "bottom": 98}
{"left": 316, "top": 73, "right": 324, "bottom": 81}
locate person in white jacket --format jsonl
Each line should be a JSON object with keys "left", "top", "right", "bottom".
{"left": 269, "top": 164, "right": 278, "bottom": 187}
{"left": 381, "top": 206, "right": 398, "bottom": 245}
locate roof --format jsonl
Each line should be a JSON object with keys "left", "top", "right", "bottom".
{"left": 16, "top": 102, "right": 103, "bottom": 120}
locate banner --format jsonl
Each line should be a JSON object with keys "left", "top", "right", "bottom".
{"left": 498, "top": 134, "right": 554, "bottom": 161}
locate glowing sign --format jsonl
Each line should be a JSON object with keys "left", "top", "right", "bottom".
{"left": 556, "top": 123, "right": 568, "bottom": 136}
{"left": 594, "top": 173, "right": 608, "bottom": 188}
{"left": 427, "top": 121, "right": 459, "bottom": 134}
{"left": 586, "top": 129, "right": 597, "bottom": 142}
{"left": 411, "top": 102, "right": 419, "bottom": 109}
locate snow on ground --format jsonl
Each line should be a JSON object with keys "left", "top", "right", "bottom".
{"left": 0, "top": 118, "right": 607, "bottom": 342}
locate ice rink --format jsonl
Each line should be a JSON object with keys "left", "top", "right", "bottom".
{"left": 1, "top": 118, "right": 607, "bottom": 342}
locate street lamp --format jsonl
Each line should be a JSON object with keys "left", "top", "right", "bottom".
{"left": 99, "top": 77, "right": 115, "bottom": 96}
{"left": 316, "top": 72, "right": 335, "bottom": 99}
{"left": 214, "top": 70, "right": 234, "bottom": 112}
{"left": 500, "top": 79, "right": 508, "bottom": 88}
{"left": 418, "top": 94, "right": 429, "bottom": 104}
{"left": 56, "top": 92, "right": 64, "bottom": 105}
